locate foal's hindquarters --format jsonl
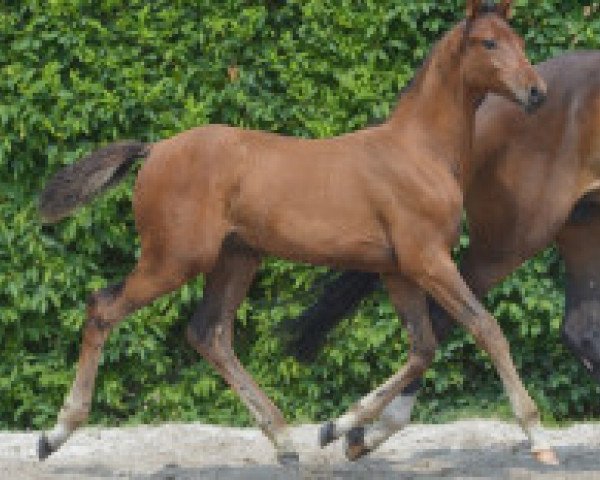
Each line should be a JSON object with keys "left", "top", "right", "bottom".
{"left": 39, "top": 130, "right": 302, "bottom": 462}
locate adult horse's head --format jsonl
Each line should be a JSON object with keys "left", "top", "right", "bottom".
{"left": 460, "top": 0, "right": 546, "bottom": 112}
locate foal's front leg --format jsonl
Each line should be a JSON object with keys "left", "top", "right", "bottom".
{"left": 413, "top": 252, "right": 558, "bottom": 465}
{"left": 323, "top": 251, "right": 558, "bottom": 465}
{"left": 320, "top": 274, "right": 437, "bottom": 451}
{"left": 344, "top": 253, "right": 515, "bottom": 460}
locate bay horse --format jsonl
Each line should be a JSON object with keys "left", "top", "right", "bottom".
{"left": 37, "top": 0, "right": 553, "bottom": 465}
{"left": 281, "top": 50, "right": 600, "bottom": 460}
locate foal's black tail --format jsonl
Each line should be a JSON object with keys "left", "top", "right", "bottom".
{"left": 278, "top": 271, "right": 380, "bottom": 362}
{"left": 39, "top": 141, "right": 151, "bottom": 223}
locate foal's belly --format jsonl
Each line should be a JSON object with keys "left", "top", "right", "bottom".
{"left": 233, "top": 210, "right": 396, "bottom": 272}
{"left": 243, "top": 230, "right": 397, "bottom": 272}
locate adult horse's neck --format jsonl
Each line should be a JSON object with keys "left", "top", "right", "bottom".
{"left": 388, "top": 21, "right": 482, "bottom": 187}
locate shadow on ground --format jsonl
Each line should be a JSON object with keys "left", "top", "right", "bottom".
{"left": 49, "top": 445, "right": 600, "bottom": 480}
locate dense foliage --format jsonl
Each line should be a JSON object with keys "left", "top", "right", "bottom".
{"left": 1, "top": 1, "right": 599, "bottom": 430}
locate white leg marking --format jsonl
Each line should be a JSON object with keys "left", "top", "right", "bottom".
{"left": 363, "top": 393, "right": 416, "bottom": 449}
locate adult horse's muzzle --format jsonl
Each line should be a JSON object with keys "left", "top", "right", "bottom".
{"left": 524, "top": 84, "right": 547, "bottom": 113}
{"left": 581, "top": 331, "right": 600, "bottom": 381}
{"left": 563, "top": 325, "right": 600, "bottom": 383}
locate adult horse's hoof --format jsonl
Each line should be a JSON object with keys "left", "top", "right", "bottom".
{"left": 277, "top": 451, "right": 300, "bottom": 466}
{"left": 38, "top": 434, "right": 55, "bottom": 461}
{"left": 533, "top": 448, "right": 560, "bottom": 466}
{"left": 344, "top": 426, "right": 371, "bottom": 461}
{"left": 319, "top": 421, "right": 336, "bottom": 447}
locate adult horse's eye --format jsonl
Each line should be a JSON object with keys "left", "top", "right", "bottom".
{"left": 482, "top": 39, "right": 498, "bottom": 50}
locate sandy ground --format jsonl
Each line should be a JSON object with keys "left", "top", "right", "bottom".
{"left": 0, "top": 420, "right": 599, "bottom": 479}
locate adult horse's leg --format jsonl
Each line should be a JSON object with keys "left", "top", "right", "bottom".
{"left": 323, "top": 251, "right": 558, "bottom": 464}
{"left": 281, "top": 271, "right": 381, "bottom": 362}
{"left": 186, "top": 246, "right": 297, "bottom": 464}
{"left": 320, "top": 274, "right": 437, "bottom": 452}
{"left": 39, "top": 254, "right": 194, "bottom": 459}
{"left": 558, "top": 197, "right": 600, "bottom": 380}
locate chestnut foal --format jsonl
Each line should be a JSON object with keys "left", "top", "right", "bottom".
{"left": 282, "top": 50, "right": 600, "bottom": 462}
{"left": 38, "top": 0, "right": 552, "bottom": 465}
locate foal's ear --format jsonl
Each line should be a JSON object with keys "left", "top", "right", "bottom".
{"left": 497, "top": 0, "right": 514, "bottom": 18}
{"left": 466, "top": 0, "right": 483, "bottom": 19}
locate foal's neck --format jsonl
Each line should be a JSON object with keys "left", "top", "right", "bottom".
{"left": 389, "top": 23, "right": 482, "bottom": 186}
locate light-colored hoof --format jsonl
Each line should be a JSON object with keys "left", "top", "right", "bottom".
{"left": 533, "top": 448, "right": 559, "bottom": 466}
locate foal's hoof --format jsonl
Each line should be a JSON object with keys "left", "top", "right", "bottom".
{"left": 319, "top": 421, "right": 336, "bottom": 447}
{"left": 277, "top": 451, "right": 300, "bottom": 466}
{"left": 533, "top": 448, "right": 560, "bottom": 466}
{"left": 344, "top": 427, "right": 371, "bottom": 461}
{"left": 38, "top": 434, "right": 55, "bottom": 461}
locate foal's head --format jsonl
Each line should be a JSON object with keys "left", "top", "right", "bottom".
{"left": 459, "top": 0, "right": 546, "bottom": 112}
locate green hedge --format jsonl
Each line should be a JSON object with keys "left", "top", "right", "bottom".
{"left": 1, "top": 1, "right": 599, "bottom": 430}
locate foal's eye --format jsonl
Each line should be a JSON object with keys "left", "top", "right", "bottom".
{"left": 482, "top": 39, "right": 498, "bottom": 50}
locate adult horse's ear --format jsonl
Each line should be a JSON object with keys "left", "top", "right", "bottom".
{"left": 466, "top": 0, "right": 482, "bottom": 19}
{"left": 498, "top": 0, "right": 514, "bottom": 18}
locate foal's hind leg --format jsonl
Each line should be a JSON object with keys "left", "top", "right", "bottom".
{"left": 186, "top": 248, "right": 297, "bottom": 464}
{"left": 321, "top": 274, "right": 437, "bottom": 451}
{"left": 39, "top": 257, "right": 193, "bottom": 460}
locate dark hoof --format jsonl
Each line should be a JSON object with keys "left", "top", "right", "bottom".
{"left": 319, "top": 421, "right": 336, "bottom": 448}
{"left": 38, "top": 434, "right": 55, "bottom": 461}
{"left": 277, "top": 451, "right": 300, "bottom": 466}
{"left": 344, "top": 426, "right": 371, "bottom": 461}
